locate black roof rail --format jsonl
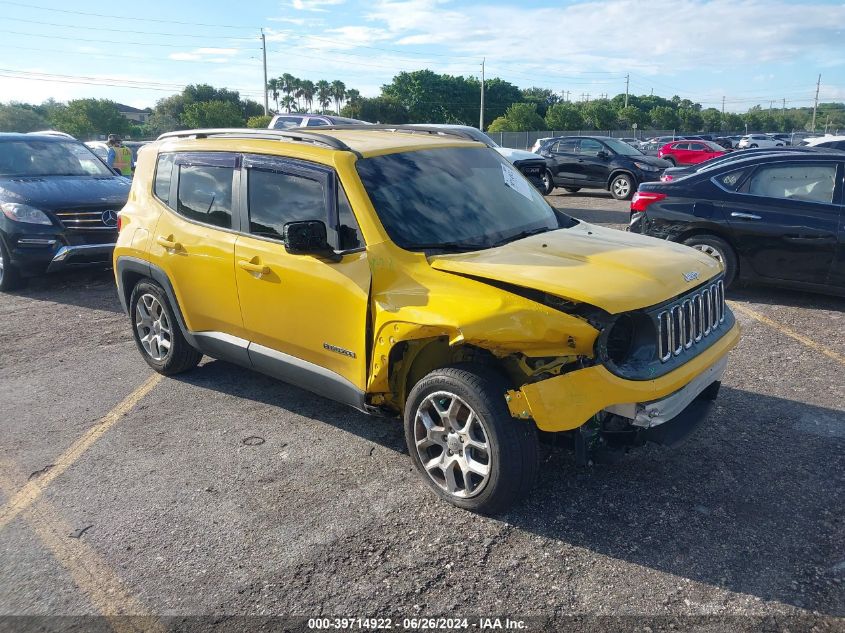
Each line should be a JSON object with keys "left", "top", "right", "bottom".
{"left": 156, "top": 127, "right": 356, "bottom": 153}
{"left": 294, "top": 124, "right": 486, "bottom": 144}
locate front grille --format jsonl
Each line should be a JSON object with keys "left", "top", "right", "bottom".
{"left": 54, "top": 208, "right": 119, "bottom": 230}
{"left": 656, "top": 279, "right": 725, "bottom": 362}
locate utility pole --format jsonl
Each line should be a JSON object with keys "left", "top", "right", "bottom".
{"left": 624, "top": 74, "right": 629, "bottom": 108}
{"left": 479, "top": 58, "right": 485, "bottom": 131}
{"left": 811, "top": 73, "right": 821, "bottom": 132}
{"left": 565, "top": 90, "right": 570, "bottom": 102}
{"left": 721, "top": 96, "right": 725, "bottom": 114}
{"left": 782, "top": 98, "right": 786, "bottom": 117}
{"left": 261, "top": 29, "right": 269, "bottom": 116}
{"left": 585, "top": 93, "right": 590, "bottom": 103}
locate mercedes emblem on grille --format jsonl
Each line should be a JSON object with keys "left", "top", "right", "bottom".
{"left": 102, "top": 209, "right": 118, "bottom": 227}
{"left": 683, "top": 271, "right": 699, "bottom": 282}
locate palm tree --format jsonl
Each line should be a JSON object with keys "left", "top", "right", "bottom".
{"left": 345, "top": 88, "right": 362, "bottom": 118}
{"left": 280, "top": 73, "right": 297, "bottom": 112}
{"left": 281, "top": 95, "right": 296, "bottom": 113}
{"left": 266, "top": 78, "right": 281, "bottom": 113}
{"left": 299, "top": 80, "right": 315, "bottom": 112}
{"left": 331, "top": 80, "right": 346, "bottom": 114}
{"left": 293, "top": 78, "right": 305, "bottom": 111}
{"left": 316, "top": 80, "right": 332, "bottom": 114}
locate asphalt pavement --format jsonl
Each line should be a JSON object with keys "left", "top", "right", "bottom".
{"left": 0, "top": 189, "right": 842, "bottom": 632}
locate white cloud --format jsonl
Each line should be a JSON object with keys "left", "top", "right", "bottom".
{"left": 291, "top": 0, "right": 345, "bottom": 11}
{"left": 169, "top": 48, "right": 240, "bottom": 63}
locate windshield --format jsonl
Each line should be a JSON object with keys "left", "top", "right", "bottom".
{"left": 604, "top": 138, "right": 643, "bottom": 156}
{"left": 356, "top": 147, "right": 572, "bottom": 250}
{"left": 0, "top": 140, "right": 113, "bottom": 177}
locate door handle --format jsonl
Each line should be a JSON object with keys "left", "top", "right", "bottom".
{"left": 238, "top": 258, "right": 271, "bottom": 275}
{"left": 156, "top": 235, "right": 182, "bottom": 250}
{"left": 730, "top": 212, "right": 762, "bottom": 220}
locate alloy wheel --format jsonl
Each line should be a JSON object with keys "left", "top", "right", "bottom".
{"left": 413, "top": 391, "right": 492, "bottom": 499}
{"left": 613, "top": 177, "right": 631, "bottom": 198}
{"left": 0, "top": 250, "right": 4, "bottom": 284}
{"left": 135, "top": 293, "right": 172, "bottom": 361}
{"left": 692, "top": 243, "right": 724, "bottom": 264}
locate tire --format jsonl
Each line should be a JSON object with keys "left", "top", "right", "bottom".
{"left": 750, "top": 144, "right": 758, "bottom": 148}
{"left": 663, "top": 156, "right": 677, "bottom": 166}
{"left": 683, "top": 234, "right": 738, "bottom": 287}
{"left": 404, "top": 364, "right": 539, "bottom": 515}
{"left": 563, "top": 187, "right": 580, "bottom": 193}
{"left": 610, "top": 173, "right": 635, "bottom": 200}
{"left": 129, "top": 279, "right": 202, "bottom": 375}
{"left": 541, "top": 169, "right": 554, "bottom": 195}
{"left": 0, "top": 238, "right": 25, "bottom": 292}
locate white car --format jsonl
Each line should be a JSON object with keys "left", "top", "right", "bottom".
{"left": 530, "top": 137, "right": 553, "bottom": 153}
{"left": 736, "top": 134, "right": 784, "bottom": 149}
{"left": 85, "top": 141, "right": 110, "bottom": 161}
{"left": 801, "top": 135, "right": 845, "bottom": 151}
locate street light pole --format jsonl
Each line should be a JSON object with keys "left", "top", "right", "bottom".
{"left": 479, "top": 58, "right": 485, "bottom": 131}
{"left": 261, "top": 29, "right": 269, "bottom": 116}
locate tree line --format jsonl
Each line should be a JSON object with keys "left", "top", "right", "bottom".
{"left": 1, "top": 71, "right": 842, "bottom": 139}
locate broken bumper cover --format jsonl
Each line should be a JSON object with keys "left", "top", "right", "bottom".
{"left": 506, "top": 321, "right": 739, "bottom": 432}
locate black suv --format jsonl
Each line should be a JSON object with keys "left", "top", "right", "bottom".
{"left": 537, "top": 136, "right": 670, "bottom": 200}
{"left": 0, "top": 133, "right": 130, "bottom": 291}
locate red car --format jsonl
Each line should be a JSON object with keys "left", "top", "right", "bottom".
{"left": 657, "top": 140, "right": 727, "bottom": 166}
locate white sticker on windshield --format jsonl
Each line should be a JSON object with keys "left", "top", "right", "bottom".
{"left": 501, "top": 164, "right": 534, "bottom": 200}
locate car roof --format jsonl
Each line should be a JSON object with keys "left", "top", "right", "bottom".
{"left": 805, "top": 135, "right": 845, "bottom": 146}
{"left": 0, "top": 132, "right": 71, "bottom": 142}
{"left": 156, "top": 127, "right": 483, "bottom": 159}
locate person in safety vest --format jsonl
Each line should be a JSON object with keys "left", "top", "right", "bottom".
{"left": 106, "top": 134, "right": 134, "bottom": 176}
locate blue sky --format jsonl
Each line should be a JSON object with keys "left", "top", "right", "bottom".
{"left": 1, "top": 0, "right": 843, "bottom": 112}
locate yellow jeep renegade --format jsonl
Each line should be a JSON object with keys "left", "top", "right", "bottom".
{"left": 114, "top": 126, "right": 739, "bottom": 514}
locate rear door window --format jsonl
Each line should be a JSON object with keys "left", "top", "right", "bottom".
{"left": 746, "top": 163, "right": 837, "bottom": 203}
{"left": 272, "top": 116, "right": 304, "bottom": 129}
{"left": 689, "top": 143, "right": 707, "bottom": 151}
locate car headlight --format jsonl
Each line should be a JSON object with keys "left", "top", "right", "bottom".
{"left": 634, "top": 162, "right": 660, "bottom": 172}
{"left": 0, "top": 203, "right": 53, "bottom": 225}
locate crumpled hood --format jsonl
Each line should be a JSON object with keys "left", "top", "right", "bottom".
{"left": 0, "top": 175, "right": 131, "bottom": 210}
{"left": 428, "top": 222, "right": 722, "bottom": 314}
{"left": 495, "top": 147, "right": 547, "bottom": 163}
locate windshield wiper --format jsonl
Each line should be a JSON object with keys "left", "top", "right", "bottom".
{"left": 491, "top": 226, "right": 554, "bottom": 247}
{"left": 406, "top": 241, "right": 489, "bottom": 252}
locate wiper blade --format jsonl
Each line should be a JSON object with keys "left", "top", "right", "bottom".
{"left": 491, "top": 226, "right": 553, "bottom": 247}
{"left": 407, "top": 242, "right": 488, "bottom": 252}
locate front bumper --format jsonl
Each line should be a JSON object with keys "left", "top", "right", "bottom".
{"left": 505, "top": 321, "right": 739, "bottom": 432}
{"left": 46, "top": 243, "right": 116, "bottom": 272}
{"left": 2, "top": 225, "right": 116, "bottom": 275}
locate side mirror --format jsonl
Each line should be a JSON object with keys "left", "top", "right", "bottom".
{"left": 597, "top": 150, "right": 610, "bottom": 160}
{"left": 283, "top": 220, "right": 341, "bottom": 262}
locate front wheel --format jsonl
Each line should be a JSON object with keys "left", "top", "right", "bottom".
{"left": 541, "top": 169, "right": 554, "bottom": 195}
{"left": 130, "top": 280, "right": 202, "bottom": 375}
{"left": 404, "top": 365, "right": 539, "bottom": 515}
{"left": 0, "top": 238, "right": 25, "bottom": 292}
{"left": 610, "top": 173, "right": 635, "bottom": 200}
{"left": 563, "top": 187, "right": 580, "bottom": 193}
{"left": 750, "top": 144, "right": 758, "bottom": 148}
{"left": 683, "top": 234, "right": 738, "bottom": 287}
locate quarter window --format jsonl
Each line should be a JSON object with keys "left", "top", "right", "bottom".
{"left": 176, "top": 164, "right": 234, "bottom": 229}
{"left": 306, "top": 118, "right": 329, "bottom": 127}
{"left": 153, "top": 153, "right": 174, "bottom": 206}
{"left": 247, "top": 169, "right": 326, "bottom": 241}
{"left": 747, "top": 163, "right": 837, "bottom": 204}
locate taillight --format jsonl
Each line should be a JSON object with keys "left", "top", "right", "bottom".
{"left": 117, "top": 213, "right": 124, "bottom": 231}
{"left": 660, "top": 174, "right": 674, "bottom": 182}
{"left": 630, "top": 191, "right": 666, "bottom": 213}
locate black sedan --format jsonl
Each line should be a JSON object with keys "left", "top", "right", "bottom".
{"left": 0, "top": 133, "right": 130, "bottom": 291}
{"left": 538, "top": 136, "right": 670, "bottom": 200}
{"left": 629, "top": 152, "right": 844, "bottom": 295}
{"left": 659, "top": 146, "right": 839, "bottom": 182}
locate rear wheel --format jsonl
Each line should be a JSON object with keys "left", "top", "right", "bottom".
{"left": 683, "top": 234, "right": 738, "bottom": 287}
{"left": 130, "top": 280, "right": 202, "bottom": 375}
{"left": 663, "top": 156, "right": 677, "bottom": 166}
{"left": 563, "top": 187, "right": 580, "bottom": 193}
{"left": 0, "top": 238, "right": 25, "bottom": 292}
{"left": 750, "top": 144, "right": 758, "bottom": 148}
{"left": 404, "top": 364, "right": 539, "bottom": 515}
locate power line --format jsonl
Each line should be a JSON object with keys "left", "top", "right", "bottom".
{"left": 0, "top": 28, "right": 257, "bottom": 49}
{"left": 0, "top": 0, "right": 256, "bottom": 30}
{"left": 3, "top": 16, "right": 256, "bottom": 40}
